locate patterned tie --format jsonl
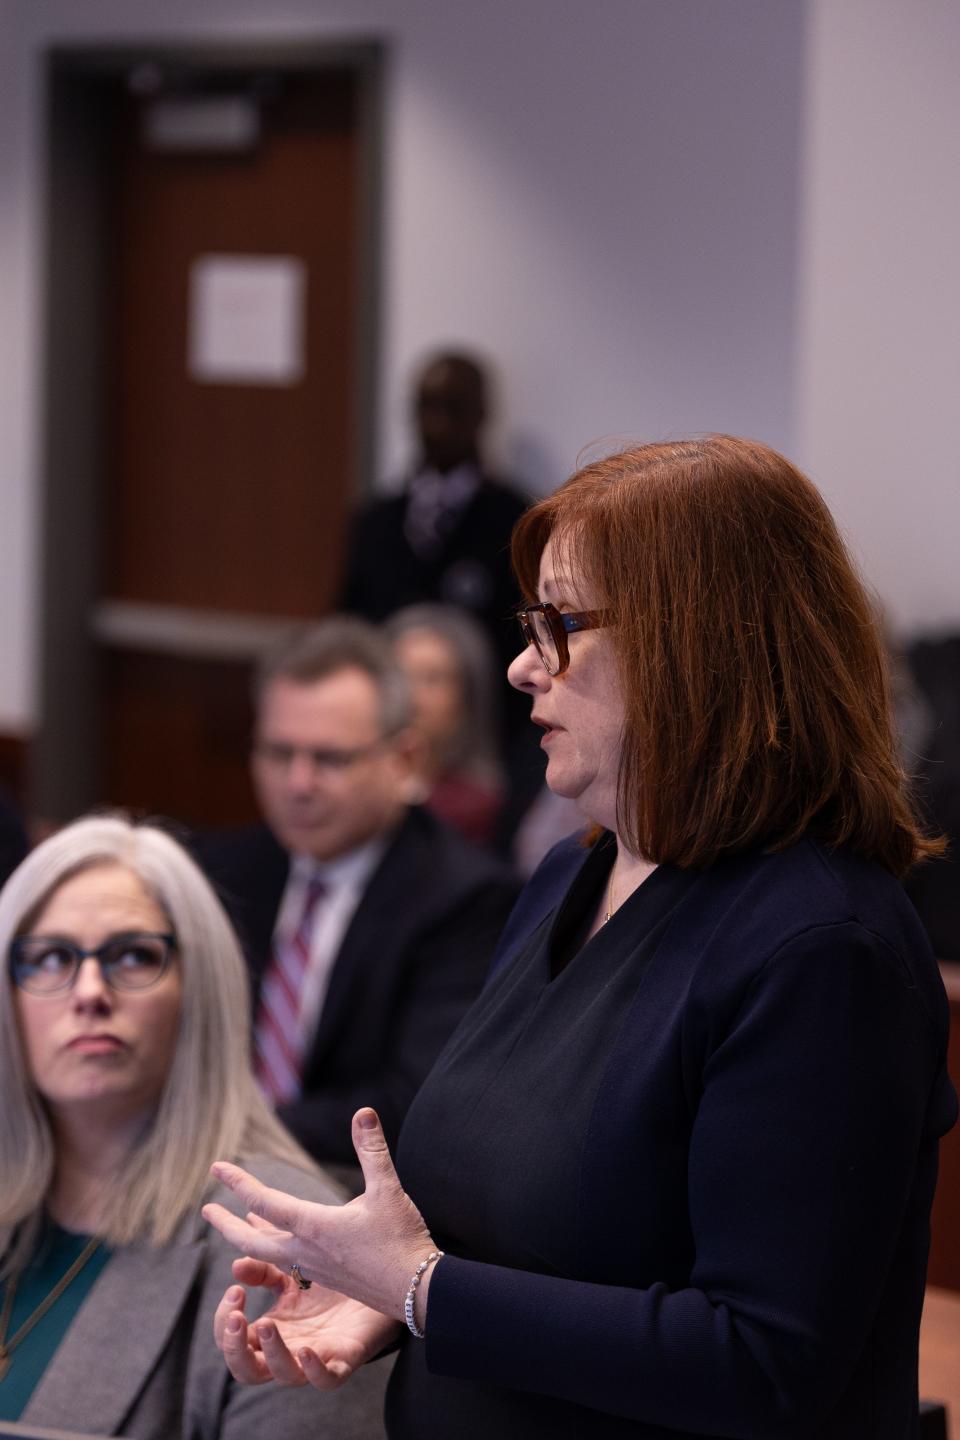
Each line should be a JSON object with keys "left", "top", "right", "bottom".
{"left": 254, "top": 875, "right": 327, "bottom": 1106}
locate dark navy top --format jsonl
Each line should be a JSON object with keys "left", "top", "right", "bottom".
{"left": 391, "top": 835, "right": 957, "bottom": 1439}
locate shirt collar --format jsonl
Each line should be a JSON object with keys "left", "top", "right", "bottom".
{"left": 410, "top": 460, "right": 481, "bottom": 501}
{"left": 289, "top": 830, "right": 392, "bottom": 892}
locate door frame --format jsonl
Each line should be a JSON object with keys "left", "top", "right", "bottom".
{"left": 34, "top": 38, "right": 385, "bottom": 819}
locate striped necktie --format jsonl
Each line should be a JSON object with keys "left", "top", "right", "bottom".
{"left": 254, "top": 874, "right": 327, "bottom": 1105}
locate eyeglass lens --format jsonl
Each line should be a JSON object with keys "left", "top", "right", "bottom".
{"left": 520, "top": 608, "right": 560, "bottom": 674}
{"left": 11, "top": 934, "right": 172, "bottom": 994}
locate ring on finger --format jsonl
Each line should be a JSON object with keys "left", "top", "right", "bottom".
{"left": 290, "top": 1261, "right": 312, "bottom": 1290}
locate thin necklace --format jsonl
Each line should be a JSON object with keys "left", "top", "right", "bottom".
{"left": 603, "top": 854, "right": 657, "bottom": 924}
{"left": 602, "top": 866, "right": 619, "bottom": 925}
{"left": 0, "top": 1234, "right": 101, "bottom": 1382}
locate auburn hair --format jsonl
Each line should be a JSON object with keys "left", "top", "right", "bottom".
{"left": 511, "top": 435, "right": 942, "bottom": 875}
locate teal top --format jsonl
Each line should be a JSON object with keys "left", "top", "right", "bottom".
{"left": 0, "top": 1221, "right": 112, "bottom": 1419}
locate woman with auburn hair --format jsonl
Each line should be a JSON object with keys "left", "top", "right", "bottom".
{"left": 205, "top": 436, "right": 956, "bottom": 1439}
{"left": 0, "top": 815, "right": 388, "bottom": 1437}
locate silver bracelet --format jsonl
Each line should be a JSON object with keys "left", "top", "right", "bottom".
{"left": 403, "top": 1250, "right": 443, "bottom": 1339}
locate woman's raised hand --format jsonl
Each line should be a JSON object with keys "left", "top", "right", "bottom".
{"left": 203, "top": 1107, "right": 437, "bottom": 1385}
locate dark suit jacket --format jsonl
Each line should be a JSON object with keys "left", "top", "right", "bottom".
{"left": 197, "top": 806, "right": 521, "bottom": 1164}
{"left": 0, "top": 789, "right": 28, "bottom": 887}
{"left": 394, "top": 835, "right": 958, "bottom": 1438}
{"left": 339, "top": 473, "right": 539, "bottom": 814}
{"left": 340, "top": 472, "right": 527, "bottom": 662}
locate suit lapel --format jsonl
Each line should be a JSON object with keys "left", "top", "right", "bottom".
{"left": 307, "top": 811, "right": 427, "bottom": 1065}
{"left": 199, "top": 823, "right": 289, "bottom": 991}
{"left": 242, "top": 835, "right": 290, "bottom": 990}
{"left": 22, "top": 1236, "right": 205, "bottom": 1435}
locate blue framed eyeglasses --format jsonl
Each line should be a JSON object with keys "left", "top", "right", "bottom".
{"left": 10, "top": 932, "right": 177, "bottom": 995}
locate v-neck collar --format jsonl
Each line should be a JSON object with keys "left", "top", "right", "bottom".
{"left": 545, "top": 833, "right": 682, "bottom": 980}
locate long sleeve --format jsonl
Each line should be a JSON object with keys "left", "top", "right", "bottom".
{"left": 422, "top": 921, "right": 955, "bottom": 1436}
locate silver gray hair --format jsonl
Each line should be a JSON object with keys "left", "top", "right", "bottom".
{"left": 384, "top": 603, "right": 503, "bottom": 778}
{"left": 0, "top": 814, "right": 311, "bottom": 1271}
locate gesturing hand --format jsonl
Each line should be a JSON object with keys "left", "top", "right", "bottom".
{"left": 203, "top": 1108, "right": 437, "bottom": 1323}
{"left": 213, "top": 1257, "right": 399, "bottom": 1391}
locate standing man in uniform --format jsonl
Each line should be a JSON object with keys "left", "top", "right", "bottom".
{"left": 340, "top": 350, "right": 541, "bottom": 837}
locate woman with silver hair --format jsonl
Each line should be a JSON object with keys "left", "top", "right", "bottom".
{"left": 0, "top": 814, "right": 388, "bottom": 1437}
{"left": 384, "top": 604, "right": 505, "bottom": 847}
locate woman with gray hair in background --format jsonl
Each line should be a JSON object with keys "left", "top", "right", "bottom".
{"left": 384, "top": 603, "right": 505, "bottom": 847}
{"left": 0, "top": 814, "right": 389, "bottom": 1437}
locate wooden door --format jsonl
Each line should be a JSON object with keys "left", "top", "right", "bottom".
{"left": 84, "top": 68, "right": 366, "bottom": 826}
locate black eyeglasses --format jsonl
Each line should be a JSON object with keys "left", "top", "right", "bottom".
{"left": 516, "top": 603, "right": 612, "bottom": 676}
{"left": 9, "top": 932, "right": 177, "bottom": 996}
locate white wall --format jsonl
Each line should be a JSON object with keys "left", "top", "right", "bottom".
{"left": 7, "top": 0, "right": 960, "bottom": 737}
{"left": 385, "top": 0, "right": 803, "bottom": 479}
{"left": 6, "top": 0, "right": 959, "bottom": 730}
{"left": 796, "top": 0, "right": 960, "bottom": 635}
{"left": 0, "top": 0, "right": 805, "bottom": 732}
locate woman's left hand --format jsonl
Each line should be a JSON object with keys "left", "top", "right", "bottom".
{"left": 202, "top": 1108, "right": 437, "bottom": 1322}
{"left": 213, "top": 1259, "right": 400, "bottom": 1390}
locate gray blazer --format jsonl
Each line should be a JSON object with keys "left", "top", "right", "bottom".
{"left": 19, "top": 1158, "right": 391, "bottom": 1440}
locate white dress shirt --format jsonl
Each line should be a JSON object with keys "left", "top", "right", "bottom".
{"left": 274, "top": 836, "right": 388, "bottom": 1058}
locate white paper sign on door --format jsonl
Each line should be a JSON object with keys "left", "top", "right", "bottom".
{"left": 188, "top": 254, "right": 307, "bottom": 385}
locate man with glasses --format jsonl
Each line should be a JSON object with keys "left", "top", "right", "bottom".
{"left": 195, "top": 617, "right": 519, "bottom": 1177}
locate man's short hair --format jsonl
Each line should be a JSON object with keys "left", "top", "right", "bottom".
{"left": 417, "top": 350, "right": 488, "bottom": 406}
{"left": 254, "top": 615, "right": 413, "bottom": 735}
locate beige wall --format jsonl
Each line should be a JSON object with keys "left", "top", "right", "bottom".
{"left": 1, "top": 0, "right": 957, "bottom": 737}
{"left": 796, "top": 0, "right": 960, "bottom": 635}
{"left": 0, "top": 0, "right": 805, "bottom": 731}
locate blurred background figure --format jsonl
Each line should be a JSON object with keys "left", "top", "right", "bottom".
{"left": 341, "top": 350, "right": 546, "bottom": 838}
{"left": 904, "top": 633, "right": 960, "bottom": 962}
{"left": 385, "top": 604, "right": 505, "bottom": 849}
{"left": 193, "top": 618, "right": 520, "bottom": 1180}
{"left": 0, "top": 814, "right": 389, "bottom": 1437}
{"left": 341, "top": 351, "right": 528, "bottom": 679}
{"left": 510, "top": 784, "right": 586, "bottom": 878}
{"left": 0, "top": 790, "right": 29, "bottom": 889}
{"left": 873, "top": 606, "right": 960, "bottom": 963}
{"left": 384, "top": 601, "right": 588, "bottom": 872}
